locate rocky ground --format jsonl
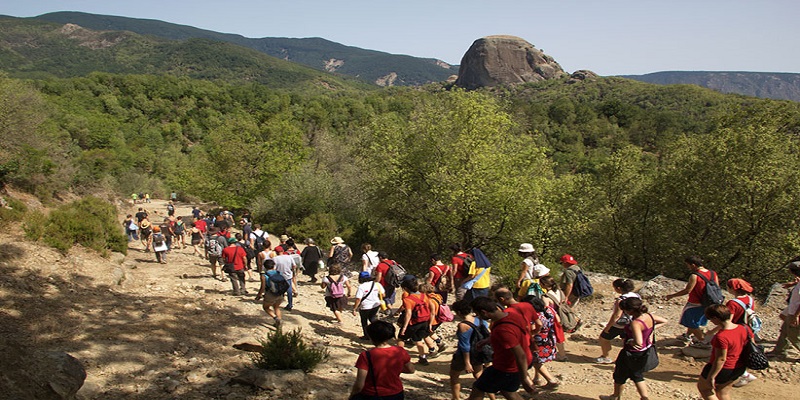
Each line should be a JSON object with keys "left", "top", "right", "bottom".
{"left": 1, "top": 197, "right": 799, "bottom": 400}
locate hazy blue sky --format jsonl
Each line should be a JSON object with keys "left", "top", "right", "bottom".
{"left": 1, "top": 0, "right": 797, "bottom": 75}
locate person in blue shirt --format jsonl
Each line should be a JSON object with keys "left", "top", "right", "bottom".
{"left": 449, "top": 300, "right": 495, "bottom": 400}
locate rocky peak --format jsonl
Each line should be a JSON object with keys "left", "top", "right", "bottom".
{"left": 455, "top": 35, "right": 566, "bottom": 90}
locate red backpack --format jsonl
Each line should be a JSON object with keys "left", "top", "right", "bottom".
{"left": 409, "top": 293, "right": 431, "bottom": 324}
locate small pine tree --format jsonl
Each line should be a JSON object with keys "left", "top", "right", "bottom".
{"left": 252, "top": 328, "right": 328, "bottom": 373}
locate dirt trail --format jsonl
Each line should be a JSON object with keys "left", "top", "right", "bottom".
{"left": 1, "top": 197, "right": 798, "bottom": 400}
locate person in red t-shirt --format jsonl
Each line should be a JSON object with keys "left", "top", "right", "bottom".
{"left": 665, "top": 255, "right": 718, "bottom": 344}
{"left": 426, "top": 253, "right": 454, "bottom": 304}
{"left": 194, "top": 218, "right": 207, "bottom": 234}
{"left": 697, "top": 304, "right": 751, "bottom": 400}
{"left": 374, "top": 252, "right": 397, "bottom": 311}
{"left": 350, "top": 321, "right": 414, "bottom": 399}
{"left": 468, "top": 297, "right": 535, "bottom": 400}
{"left": 221, "top": 237, "right": 248, "bottom": 296}
{"left": 450, "top": 243, "right": 472, "bottom": 302}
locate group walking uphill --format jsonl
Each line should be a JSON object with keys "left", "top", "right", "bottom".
{"left": 121, "top": 208, "right": 798, "bottom": 400}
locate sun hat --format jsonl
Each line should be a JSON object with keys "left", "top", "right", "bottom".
{"left": 518, "top": 243, "right": 535, "bottom": 253}
{"left": 560, "top": 254, "right": 578, "bottom": 265}
{"left": 280, "top": 234, "right": 290, "bottom": 241}
{"left": 227, "top": 237, "right": 237, "bottom": 244}
{"left": 532, "top": 264, "right": 550, "bottom": 277}
{"left": 330, "top": 236, "right": 345, "bottom": 244}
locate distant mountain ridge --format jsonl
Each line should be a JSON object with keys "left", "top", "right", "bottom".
{"left": 32, "top": 11, "right": 458, "bottom": 86}
{"left": 622, "top": 71, "right": 800, "bottom": 102}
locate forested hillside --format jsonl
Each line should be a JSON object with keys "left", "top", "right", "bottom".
{"left": 3, "top": 61, "right": 800, "bottom": 295}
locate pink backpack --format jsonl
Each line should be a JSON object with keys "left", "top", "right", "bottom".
{"left": 327, "top": 275, "right": 345, "bottom": 298}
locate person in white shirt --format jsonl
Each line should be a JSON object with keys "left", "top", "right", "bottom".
{"left": 361, "top": 243, "right": 379, "bottom": 275}
{"left": 353, "top": 271, "right": 386, "bottom": 340}
{"left": 273, "top": 247, "right": 297, "bottom": 310}
{"left": 767, "top": 260, "right": 800, "bottom": 360}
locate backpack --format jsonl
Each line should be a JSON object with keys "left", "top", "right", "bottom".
{"left": 545, "top": 291, "right": 578, "bottom": 331}
{"left": 173, "top": 221, "right": 184, "bottom": 235}
{"left": 384, "top": 260, "right": 406, "bottom": 288}
{"left": 327, "top": 275, "right": 346, "bottom": 298}
{"left": 571, "top": 268, "right": 594, "bottom": 298}
{"left": 526, "top": 280, "right": 544, "bottom": 298}
{"left": 431, "top": 296, "right": 454, "bottom": 322}
{"left": 409, "top": 293, "right": 431, "bottom": 324}
{"left": 152, "top": 233, "right": 165, "bottom": 247}
{"left": 167, "top": 204, "right": 175, "bottom": 212}
{"left": 268, "top": 272, "right": 290, "bottom": 295}
{"left": 731, "top": 298, "right": 763, "bottom": 334}
{"left": 206, "top": 236, "right": 223, "bottom": 257}
{"left": 462, "top": 320, "right": 493, "bottom": 365}
{"left": 456, "top": 254, "right": 475, "bottom": 276}
{"left": 433, "top": 265, "right": 452, "bottom": 292}
{"left": 253, "top": 231, "right": 267, "bottom": 252}
{"left": 692, "top": 271, "right": 725, "bottom": 307}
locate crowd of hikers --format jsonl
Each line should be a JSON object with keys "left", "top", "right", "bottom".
{"left": 124, "top": 203, "right": 800, "bottom": 400}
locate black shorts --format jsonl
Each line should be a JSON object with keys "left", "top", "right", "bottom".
{"left": 700, "top": 363, "right": 746, "bottom": 385}
{"left": 399, "top": 321, "right": 431, "bottom": 342}
{"left": 473, "top": 366, "right": 521, "bottom": 394}
{"left": 600, "top": 326, "right": 626, "bottom": 340}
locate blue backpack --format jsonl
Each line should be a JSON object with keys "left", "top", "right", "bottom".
{"left": 572, "top": 269, "right": 594, "bottom": 298}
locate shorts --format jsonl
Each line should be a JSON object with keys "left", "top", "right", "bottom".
{"left": 263, "top": 291, "right": 283, "bottom": 306}
{"left": 399, "top": 321, "right": 431, "bottom": 342}
{"left": 600, "top": 326, "right": 627, "bottom": 340}
{"left": 473, "top": 366, "right": 521, "bottom": 394}
{"left": 700, "top": 363, "right": 746, "bottom": 385}
{"left": 191, "top": 239, "right": 202, "bottom": 245}
{"left": 679, "top": 303, "right": 708, "bottom": 329}
{"left": 450, "top": 351, "right": 468, "bottom": 372}
{"left": 325, "top": 295, "right": 348, "bottom": 312}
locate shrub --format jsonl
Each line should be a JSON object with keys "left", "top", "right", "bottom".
{"left": 22, "top": 210, "right": 47, "bottom": 241}
{"left": 0, "top": 197, "right": 27, "bottom": 229}
{"left": 42, "top": 196, "right": 127, "bottom": 255}
{"left": 252, "top": 328, "right": 328, "bottom": 373}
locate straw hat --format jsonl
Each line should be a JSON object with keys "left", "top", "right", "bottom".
{"left": 330, "top": 236, "right": 345, "bottom": 244}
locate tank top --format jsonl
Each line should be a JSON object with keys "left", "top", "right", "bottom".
{"left": 624, "top": 314, "right": 655, "bottom": 353}
{"left": 688, "top": 269, "right": 713, "bottom": 304}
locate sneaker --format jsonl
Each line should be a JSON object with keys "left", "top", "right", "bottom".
{"left": 417, "top": 357, "right": 429, "bottom": 366}
{"left": 595, "top": 357, "right": 613, "bottom": 364}
{"left": 689, "top": 341, "right": 712, "bottom": 349}
{"left": 732, "top": 373, "right": 757, "bottom": 387}
{"left": 437, "top": 342, "right": 449, "bottom": 353}
{"left": 677, "top": 333, "right": 692, "bottom": 344}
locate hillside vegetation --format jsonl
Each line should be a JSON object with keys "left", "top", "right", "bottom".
{"left": 2, "top": 25, "right": 800, "bottom": 295}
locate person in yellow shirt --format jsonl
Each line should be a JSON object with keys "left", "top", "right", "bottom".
{"left": 463, "top": 249, "right": 491, "bottom": 302}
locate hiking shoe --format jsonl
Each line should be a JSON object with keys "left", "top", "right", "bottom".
{"left": 733, "top": 373, "right": 757, "bottom": 387}
{"left": 677, "top": 333, "right": 692, "bottom": 344}
{"left": 284, "top": 305, "right": 293, "bottom": 311}
{"left": 542, "top": 382, "right": 560, "bottom": 390}
{"left": 417, "top": 357, "right": 429, "bottom": 366}
{"left": 599, "top": 396, "right": 620, "bottom": 400}
{"left": 595, "top": 357, "right": 613, "bottom": 364}
{"left": 437, "top": 342, "right": 448, "bottom": 353}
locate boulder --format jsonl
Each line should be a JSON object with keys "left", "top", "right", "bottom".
{"left": 454, "top": 35, "right": 566, "bottom": 90}
{"left": 0, "top": 346, "right": 87, "bottom": 399}
{"left": 230, "top": 369, "right": 305, "bottom": 390}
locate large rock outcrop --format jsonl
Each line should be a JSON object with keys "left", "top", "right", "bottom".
{"left": 455, "top": 35, "right": 566, "bottom": 90}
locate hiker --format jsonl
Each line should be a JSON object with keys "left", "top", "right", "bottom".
{"left": 596, "top": 279, "right": 641, "bottom": 364}
{"left": 123, "top": 214, "right": 138, "bottom": 242}
{"left": 254, "top": 240, "right": 274, "bottom": 302}
{"left": 374, "top": 251, "right": 398, "bottom": 313}
{"left": 134, "top": 207, "right": 148, "bottom": 224}
{"left": 398, "top": 276, "right": 436, "bottom": 366}
{"left": 221, "top": 237, "right": 248, "bottom": 295}
{"left": 426, "top": 253, "right": 454, "bottom": 304}
{"left": 166, "top": 200, "right": 175, "bottom": 217}
{"left": 494, "top": 286, "right": 537, "bottom": 333}
{"left": 467, "top": 296, "right": 535, "bottom": 400}
{"left": 600, "top": 297, "right": 667, "bottom": 400}
{"left": 300, "top": 238, "right": 324, "bottom": 283}
{"left": 139, "top": 217, "right": 152, "bottom": 250}
{"left": 722, "top": 278, "right": 759, "bottom": 387}
{"left": 191, "top": 206, "right": 201, "bottom": 220}
{"left": 249, "top": 224, "right": 268, "bottom": 255}
{"left": 353, "top": 271, "right": 386, "bottom": 340}
{"left": 148, "top": 226, "right": 168, "bottom": 264}
{"left": 524, "top": 296, "right": 560, "bottom": 391}
{"left": 188, "top": 222, "right": 205, "bottom": 258}
{"left": 349, "top": 321, "right": 414, "bottom": 399}
{"left": 131, "top": 193, "right": 138, "bottom": 204}
{"left": 697, "top": 304, "right": 751, "bottom": 400}
{"left": 158, "top": 217, "right": 174, "bottom": 251}
{"left": 361, "top": 243, "right": 379, "bottom": 275}
{"left": 450, "top": 243, "right": 472, "bottom": 301}
{"left": 206, "top": 227, "right": 229, "bottom": 281}
{"left": 261, "top": 259, "right": 284, "bottom": 327}
{"left": 421, "top": 283, "right": 447, "bottom": 354}
{"left": 235, "top": 233, "right": 256, "bottom": 282}
{"left": 322, "top": 263, "right": 351, "bottom": 323}
{"left": 144, "top": 193, "right": 150, "bottom": 203}
{"left": 766, "top": 260, "right": 800, "bottom": 361}
{"left": 193, "top": 213, "right": 207, "bottom": 235}
{"left": 559, "top": 254, "right": 584, "bottom": 306}
{"left": 463, "top": 248, "right": 492, "bottom": 303}
{"left": 329, "top": 236, "right": 353, "bottom": 276}
{"left": 274, "top": 246, "right": 299, "bottom": 310}
{"left": 540, "top": 276, "right": 576, "bottom": 361}
{"left": 172, "top": 216, "right": 186, "bottom": 249}
{"left": 449, "top": 300, "right": 495, "bottom": 400}
{"left": 515, "top": 243, "right": 542, "bottom": 297}
{"left": 665, "top": 255, "right": 719, "bottom": 345}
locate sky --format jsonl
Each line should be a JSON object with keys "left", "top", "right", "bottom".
{"left": 1, "top": 0, "right": 798, "bottom": 76}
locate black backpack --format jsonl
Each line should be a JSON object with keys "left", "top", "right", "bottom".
{"left": 152, "top": 233, "right": 165, "bottom": 247}
{"left": 253, "top": 231, "right": 267, "bottom": 252}
{"left": 268, "top": 272, "right": 290, "bottom": 295}
{"left": 693, "top": 270, "right": 725, "bottom": 307}
{"left": 462, "top": 320, "right": 493, "bottom": 365}
{"left": 572, "top": 269, "right": 594, "bottom": 298}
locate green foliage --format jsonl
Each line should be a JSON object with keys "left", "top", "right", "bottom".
{"left": 0, "top": 198, "right": 28, "bottom": 229}
{"left": 40, "top": 197, "right": 127, "bottom": 255}
{"left": 22, "top": 210, "right": 47, "bottom": 241}
{"left": 252, "top": 328, "right": 329, "bottom": 373}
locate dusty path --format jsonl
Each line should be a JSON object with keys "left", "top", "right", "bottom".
{"left": 1, "top": 197, "right": 798, "bottom": 400}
